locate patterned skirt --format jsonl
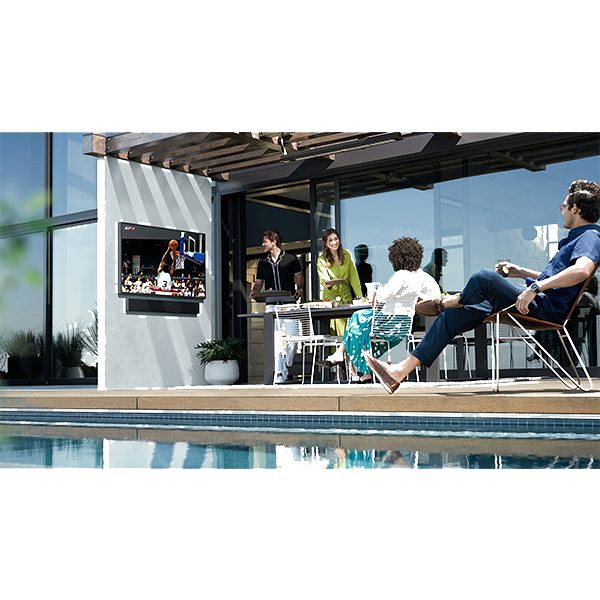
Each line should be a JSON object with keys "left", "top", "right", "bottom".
{"left": 343, "top": 309, "right": 410, "bottom": 375}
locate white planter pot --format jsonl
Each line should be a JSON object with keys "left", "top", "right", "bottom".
{"left": 62, "top": 366, "right": 84, "bottom": 379}
{"left": 204, "top": 360, "right": 240, "bottom": 385}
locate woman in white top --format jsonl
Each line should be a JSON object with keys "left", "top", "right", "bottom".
{"left": 321, "top": 237, "right": 441, "bottom": 383}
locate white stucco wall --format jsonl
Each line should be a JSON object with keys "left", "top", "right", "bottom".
{"left": 97, "top": 157, "right": 213, "bottom": 389}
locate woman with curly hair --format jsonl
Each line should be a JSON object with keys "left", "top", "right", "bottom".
{"left": 317, "top": 228, "right": 363, "bottom": 336}
{"left": 319, "top": 237, "right": 441, "bottom": 383}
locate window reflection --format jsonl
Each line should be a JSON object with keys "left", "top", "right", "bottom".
{"left": 341, "top": 187, "right": 434, "bottom": 284}
{"left": 339, "top": 154, "right": 600, "bottom": 370}
{"left": 341, "top": 155, "right": 600, "bottom": 290}
{"left": 52, "top": 223, "right": 97, "bottom": 378}
{"left": 0, "top": 233, "right": 45, "bottom": 380}
{"left": 52, "top": 132, "right": 97, "bottom": 216}
{"left": 0, "top": 133, "right": 45, "bottom": 225}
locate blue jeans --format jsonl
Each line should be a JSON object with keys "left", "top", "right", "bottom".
{"left": 412, "top": 269, "right": 548, "bottom": 367}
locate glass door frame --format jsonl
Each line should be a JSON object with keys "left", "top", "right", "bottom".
{"left": 309, "top": 177, "right": 340, "bottom": 300}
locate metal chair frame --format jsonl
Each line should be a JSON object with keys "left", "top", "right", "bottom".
{"left": 369, "top": 295, "right": 417, "bottom": 385}
{"left": 274, "top": 303, "right": 339, "bottom": 384}
{"left": 485, "top": 269, "right": 598, "bottom": 392}
{"left": 406, "top": 333, "right": 473, "bottom": 382}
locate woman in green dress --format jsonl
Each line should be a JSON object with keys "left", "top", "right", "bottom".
{"left": 317, "top": 228, "right": 363, "bottom": 336}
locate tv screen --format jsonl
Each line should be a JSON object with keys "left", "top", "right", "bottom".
{"left": 119, "top": 222, "right": 206, "bottom": 301}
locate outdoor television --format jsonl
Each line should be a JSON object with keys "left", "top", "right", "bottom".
{"left": 118, "top": 222, "right": 206, "bottom": 302}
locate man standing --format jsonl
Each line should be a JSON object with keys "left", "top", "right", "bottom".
{"left": 353, "top": 243, "right": 373, "bottom": 297}
{"left": 365, "top": 179, "right": 600, "bottom": 393}
{"left": 250, "top": 230, "right": 304, "bottom": 384}
{"left": 422, "top": 248, "right": 448, "bottom": 290}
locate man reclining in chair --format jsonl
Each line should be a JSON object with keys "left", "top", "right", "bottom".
{"left": 364, "top": 179, "right": 600, "bottom": 394}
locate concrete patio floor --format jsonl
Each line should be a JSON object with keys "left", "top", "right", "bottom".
{"left": 1, "top": 377, "right": 600, "bottom": 414}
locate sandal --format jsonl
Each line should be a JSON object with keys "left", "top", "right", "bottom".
{"left": 415, "top": 298, "right": 444, "bottom": 317}
{"left": 363, "top": 353, "right": 400, "bottom": 394}
{"left": 316, "top": 358, "right": 344, "bottom": 368}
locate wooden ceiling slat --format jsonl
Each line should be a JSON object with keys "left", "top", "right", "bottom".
{"left": 105, "top": 133, "right": 183, "bottom": 153}
{"left": 126, "top": 132, "right": 212, "bottom": 160}
{"left": 169, "top": 144, "right": 251, "bottom": 168}
{"left": 163, "top": 144, "right": 249, "bottom": 168}
{"left": 257, "top": 132, "right": 281, "bottom": 142}
{"left": 200, "top": 153, "right": 282, "bottom": 176}
{"left": 159, "top": 138, "right": 238, "bottom": 165}
{"left": 231, "top": 132, "right": 281, "bottom": 152}
{"left": 189, "top": 147, "right": 272, "bottom": 170}
{"left": 295, "top": 132, "right": 377, "bottom": 148}
{"left": 282, "top": 132, "right": 414, "bottom": 162}
{"left": 287, "top": 132, "right": 319, "bottom": 143}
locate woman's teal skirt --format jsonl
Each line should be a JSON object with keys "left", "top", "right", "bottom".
{"left": 343, "top": 309, "right": 411, "bottom": 375}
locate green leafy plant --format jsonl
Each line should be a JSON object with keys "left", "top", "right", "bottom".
{"left": 0, "top": 329, "right": 44, "bottom": 378}
{"left": 0, "top": 329, "right": 43, "bottom": 358}
{"left": 195, "top": 337, "right": 246, "bottom": 364}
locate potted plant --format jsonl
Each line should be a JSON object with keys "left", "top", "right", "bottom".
{"left": 53, "top": 324, "right": 85, "bottom": 378}
{"left": 195, "top": 337, "right": 246, "bottom": 385}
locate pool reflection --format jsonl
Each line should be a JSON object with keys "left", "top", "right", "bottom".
{"left": 0, "top": 435, "right": 103, "bottom": 468}
{"left": 0, "top": 428, "right": 598, "bottom": 469}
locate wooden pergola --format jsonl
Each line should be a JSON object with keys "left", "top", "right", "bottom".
{"left": 83, "top": 132, "right": 431, "bottom": 181}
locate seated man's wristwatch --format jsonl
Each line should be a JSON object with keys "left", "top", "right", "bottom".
{"left": 528, "top": 281, "right": 541, "bottom": 294}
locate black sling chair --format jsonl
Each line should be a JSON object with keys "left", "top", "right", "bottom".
{"left": 484, "top": 266, "right": 598, "bottom": 392}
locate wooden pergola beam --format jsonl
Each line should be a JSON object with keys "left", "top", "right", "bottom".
{"left": 189, "top": 147, "right": 273, "bottom": 171}
{"left": 295, "top": 132, "right": 378, "bottom": 148}
{"left": 82, "top": 133, "right": 107, "bottom": 156}
{"left": 105, "top": 133, "right": 184, "bottom": 154}
{"left": 126, "top": 133, "right": 212, "bottom": 160}
{"left": 83, "top": 131, "right": 432, "bottom": 179}
{"left": 168, "top": 143, "right": 251, "bottom": 169}
{"left": 281, "top": 132, "right": 411, "bottom": 162}
{"left": 286, "top": 132, "right": 319, "bottom": 143}
{"left": 198, "top": 153, "right": 282, "bottom": 177}
{"left": 157, "top": 137, "right": 237, "bottom": 166}
{"left": 232, "top": 132, "right": 282, "bottom": 152}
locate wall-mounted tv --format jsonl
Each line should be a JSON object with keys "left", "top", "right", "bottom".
{"left": 118, "top": 222, "right": 206, "bottom": 302}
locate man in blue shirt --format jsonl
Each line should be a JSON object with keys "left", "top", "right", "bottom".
{"left": 365, "top": 179, "right": 600, "bottom": 393}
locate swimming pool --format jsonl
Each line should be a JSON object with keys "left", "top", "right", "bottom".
{"left": 1, "top": 423, "right": 598, "bottom": 468}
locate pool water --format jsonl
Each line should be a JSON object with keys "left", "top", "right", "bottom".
{"left": 0, "top": 427, "right": 598, "bottom": 468}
